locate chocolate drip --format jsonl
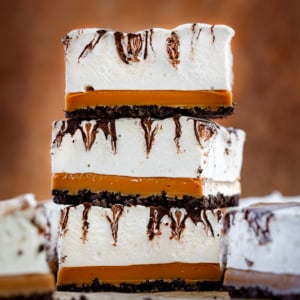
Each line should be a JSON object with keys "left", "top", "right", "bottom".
{"left": 114, "top": 32, "right": 128, "bottom": 64}
{"left": 147, "top": 206, "right": 170, "bottom": 240}
{"left": 60, "top": 206, "right": 71, "bottom": 236}
{"left": 106, "top": 204, "right": 124, "bottom": 246}
{"left": 78, "top": 30, "right": 107, "bottom": 62}
{"left": 193, "top": 119, "right": 218, "bottom": 148}
{"left": 210, "top": 25, "right": 215, "bottom": 43}
{"left": 191, "top": 24, "right": 202, "bottom": 55}
{"left": 96, "top": 119, "right": 117, "bottom": 154}
{"left": 185, "top": 201, "right": 215, "bottom": 237}
{"left": 53, "top": 119, "right": 117, "bottom": 153}
{"left": 170, "top": 209, "right": 187, "bottom": 240}
{"left": 127, "top": 33, "right": 143, "bottom": 62}
{"left": 166, "top": 31, "right": 180, "bottom": 68}
{"left": 114, "top": 31, "right": 152, "bottom": 64}
{"left": 149, "top": 29, "right": 155, "bottom": 54}
{"left": 173, "top": 115, "right": 182, "bottom": 153}
{"left": 141, "top": 118, "right": 158, "bottom": 157}
{"left": 143, "top": 30, "right": 148, "bottom": 60}
{"left": 81, "top": 202, "right": 92, "bottom": 243}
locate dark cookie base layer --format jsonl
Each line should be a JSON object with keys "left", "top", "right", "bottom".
{"left": 57, "top": 279, "right": 223, "bottom": 293}
{"left": 65, "top": 105, "right": 235, "bottom": 120}
{"left": 0, "top": 292, "right": 53, "bottom": 300}
{"left": 226, "top": 286, "right": 299, "bottom": 300}
{"left": 53, "top": 190, "right": 239, "bottom": 209}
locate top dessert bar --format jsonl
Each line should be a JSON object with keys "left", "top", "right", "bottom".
{"left": 63, "top": 23, "right": 234, "bottom": 119}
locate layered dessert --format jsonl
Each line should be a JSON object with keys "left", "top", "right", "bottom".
{"left": 0, "top": 194, "right": 55, "bottom": 299}
{"left": 63, "top": 23, "right": 234, "bottom": 119}
{"left": 57, "top": 204, "right": 224, "bottom": 291}
{"left": 221, "top": 195, "right": 300, "bottom": 299}
{"left": 51, "top": 117, "right": 245, "bottom": 206}
{"left": 52, "top": 23, "right": 245, "bottom": 291}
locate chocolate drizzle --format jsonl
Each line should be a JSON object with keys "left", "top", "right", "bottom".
{"left": 224, "top": 203, "right": 300, "bottom": 245}
{"left": 185, "top": 202, "right": 216, "bottom": 237}
{"left": 147, "top": 205, "right": 216, "bottom": 240}
{"left": 210, "top": 25, "right": 215, "bottom": 43}
{"left": 60, "top": 206, "right": 71, "bottom": 236}
{"left": 114, "top": 30, "right": 153, "bottom": 64}
{"left": 170, "top": 209, "right": 187, "bottom": 240}
{"left": 147, "top": 206, "right": 169, "bottom": 240}
{"left": 173, "top": 115, "right": 182, "bottom": 153}
{"left": 166, "top": 31, "right": 180, "bottom": 67}
{"left": 141, "top": 118, "right": 158, "bottom": 157}
{"left": 191, "top": 24, "right": 202, "bottom": 55}
{"left": 78, "top": 30, "right": 107, "bottom": 62}
{"left": 106, "top": 204, "right": 124, "bottom": 246}
{"left": 81, "top": 202, "right": 92, "bottom": 243}
{"left": 193, "top": 119, "right": 218, "bottom": 148}
{"left": 53, "top": 119, "right": 117, "bottom": 153}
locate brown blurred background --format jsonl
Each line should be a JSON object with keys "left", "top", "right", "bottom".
{"left": 0, "top": 0, "right": 300, "bottom": 201}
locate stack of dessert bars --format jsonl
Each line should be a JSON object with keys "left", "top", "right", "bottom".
{"left": 50, "top": 23, "right": 245, "bottom": 292}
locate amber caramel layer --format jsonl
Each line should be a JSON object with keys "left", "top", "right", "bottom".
{"left": 52, "top": 173, "right": 203, "bottom": 198}
{"left": 57, "top": 263, "right": 221, "bottom": 286}
{"left": 0, "top": 273, "right": 55, "bottom": 297}
{"left": 66, "top": 90, "right": 232, "bottom": 111}
{"left": 224, "top": 268, "right": 300, "bottom": 292}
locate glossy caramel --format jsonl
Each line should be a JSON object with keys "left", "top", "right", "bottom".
{"left": 52, "top": 173, "right": 203, "bottom": 198}
{"left": 57, "top": 263, "right": 221, "bottom": 286}
{"left": 0, "top": 274, "right": 54, "bottom": 297}
{"left": 66, "top": 90, "right": 232, "bottom": 111}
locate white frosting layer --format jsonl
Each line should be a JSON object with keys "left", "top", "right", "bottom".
{"left": 51, "top": 116, "right": 245, "bottom": 195}
{"left": 0, "top": 194, "right": 50, "bottom": 276}
{"left": 221, "top": 195, "right": 300, "bottom": 276}
{"left": 58, "top": 204, "right": 222, "bottom": 267}
{"left": 64, "top": 24, "right": 234, "bottom": 92}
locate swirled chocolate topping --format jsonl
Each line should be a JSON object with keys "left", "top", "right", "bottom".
{"left": 114, "top": 30, "right": 153, "bottom": 64}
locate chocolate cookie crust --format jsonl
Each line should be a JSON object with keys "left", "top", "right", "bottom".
{"left": 65, "top": 105, "right": 235, "bottom": 120}
{"left": 52, "top": 189, "right": 239, "bottom": 209}
{"left": 226, "top": 286, "right": 300, "bottom": 300}
{"left": 0, "top": 292, "right": 53, "bottom": 300}
{"left": 57, "top": 278, "right": 224, "bottom": 293}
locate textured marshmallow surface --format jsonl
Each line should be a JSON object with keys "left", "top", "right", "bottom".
{"left": 63, "top": 24, "right": 234, "bottom": 92}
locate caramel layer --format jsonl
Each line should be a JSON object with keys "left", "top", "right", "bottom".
{"left": 52, "top": 173, "right": 203, "bottom": 198}
{"left": 0, "top": 273, "right": 55, "bottom": 297}
{"left": 66, "top": 90, "right": 232, "bottom": 111}
{"left": 57, "top": 263, "right": 221, "bottom": 286}
{"left": 224, "top": 268, "right": 300, "bottom": 292}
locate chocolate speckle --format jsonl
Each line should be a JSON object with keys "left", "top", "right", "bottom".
{"left": 245, "top": 258, "right": 254, "bottom": 267}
